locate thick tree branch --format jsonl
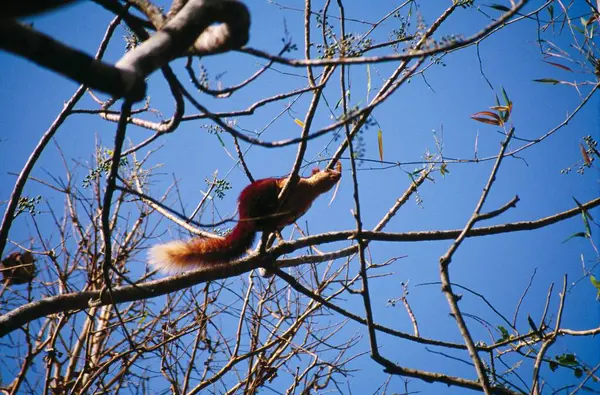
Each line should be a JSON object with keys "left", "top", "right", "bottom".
{"left": 1, "top": 195, "right": 598, "bottom": 337}
{"left": 0, "top": 19, "right": 145, "bottom": 101}
{"left": 4, "top": 0, "right": 78, "bottom": 18}
{"left": 116, "top": 0, "right": 249, "bottom": 77}
{"left": 0, "top": 0, "right": 250, "bottom": 101}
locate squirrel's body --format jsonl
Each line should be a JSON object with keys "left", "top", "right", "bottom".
{"left": 149, "top": 164, "right": 341, "bottom": 271}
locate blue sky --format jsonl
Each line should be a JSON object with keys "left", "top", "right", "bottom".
{"left": 1, "top": 1, "right": 599, "bottom": 393}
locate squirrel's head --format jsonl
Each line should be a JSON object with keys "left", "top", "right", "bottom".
{"left": 307, "top": 161, "right": 342, "bottom": 191}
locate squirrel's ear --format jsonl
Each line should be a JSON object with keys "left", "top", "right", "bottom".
{"left": 311, "top": 167, "right": 321, "bottom": 175}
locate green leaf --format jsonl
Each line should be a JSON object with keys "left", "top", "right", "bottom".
{"left": 440, "top": 162, "right": 450, "bottom": 177}
{"left": 489, "top": 4, "right": 510, "bottom": 12}
{"left": 573, "top": 198, "right": 592, "bottom": 237}
{"left": 574, "top": 368, "right": 583, "bottom": 378}
{"left": 582, "top": 212, "right": 592, "bottom": 237}
{"left": 555, "top": 353, "right": 577, "bottom": 366}
{"left": 333, "top": 97, "right": 343, "bottom": 111}
{"left": 591, "top": 275, "right": 600, "bottom": 300}
{"left": 549, "top": 360, "right": 558, "bottom": 372}
{"left": 533, "top": 78, "right": 560, "bottom": 84}
{"left": 215, "top": 132, "right": 226, "bottom": 147}
{"left": 527, "top": 315, "right": 539, "bottom": 334}
{"left": 497, "top": 325, "right": 510, "bottom": 341}
{"left": 573, "top": 25, "right": 585, "bottom": 35}
{"left": 492, "top": 88, "right": 513, "bottom": 122}
{"left": 562, "top": 232, "right": 588, "bottom": 243}
{"left": 573, "top": 197, "right": 594, "bottom": 219}
{"left": 546, "top": 5, "right": 554, "bottom": 20}
{"left": 501, "top": 86, "right": 511, "bottom": 107}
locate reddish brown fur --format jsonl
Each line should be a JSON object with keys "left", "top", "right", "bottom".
{"left": 149, "top": 164, "right": 341, "bottom": 272}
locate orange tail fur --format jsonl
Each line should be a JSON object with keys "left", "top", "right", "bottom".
{"left": 148, "top": 221, "right": 257, "bottom": 272}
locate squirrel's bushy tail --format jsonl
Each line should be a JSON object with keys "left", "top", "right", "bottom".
{"left": 148, "top": 221, "right": 257, "bottom": 272}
